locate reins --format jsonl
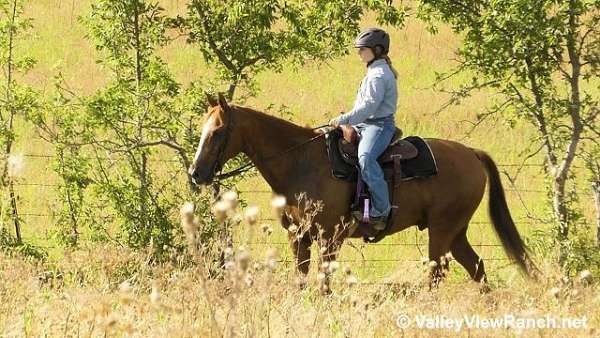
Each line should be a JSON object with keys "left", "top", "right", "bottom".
{"left": 213, "top": 122, "right": 333, "bottom": 181}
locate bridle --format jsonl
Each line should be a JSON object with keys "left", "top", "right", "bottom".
{"left": 208, "top": 106, "right": 332, "bottom": 182}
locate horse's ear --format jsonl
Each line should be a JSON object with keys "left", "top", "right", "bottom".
{"left": 217, "top": 92, "right": 230, "bottom": 111}
{"left": 206, "top": 92, "right": 218, "bottom": 107}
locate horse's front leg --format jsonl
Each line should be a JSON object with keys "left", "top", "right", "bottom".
{"left": 288, "top": 232, "right": 312, "bottom": 289}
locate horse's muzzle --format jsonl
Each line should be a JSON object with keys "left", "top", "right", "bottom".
{"left": 188, "top": 165, "right": 213, "bottom": 186}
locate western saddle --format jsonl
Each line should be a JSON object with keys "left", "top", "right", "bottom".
{"left": 335, "top": 124, "right": 420, "bottom": 242}
{"left": 338, "top": 125, "right": 418, "bottom": 172}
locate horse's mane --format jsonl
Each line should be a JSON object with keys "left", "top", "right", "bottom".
{"left": 231, "top": 105, "right": 318, "bottom": 138}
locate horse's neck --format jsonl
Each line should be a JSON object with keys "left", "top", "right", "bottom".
{"left": 238, "top": 108, "right": 320, "bottom": 195}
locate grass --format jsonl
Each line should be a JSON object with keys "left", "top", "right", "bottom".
{"left": 1, "top": 1, "right": 599, "bottom": 336}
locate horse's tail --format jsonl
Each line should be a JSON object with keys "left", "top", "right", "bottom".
{"left": 473, "top": 149, "right": 538, "bottom": 278}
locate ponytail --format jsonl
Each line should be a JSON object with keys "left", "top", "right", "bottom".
{"left": 371, "top": 46, "right": 399, "bottom": 79}
{"left": 382, "top": 55, "right": 398, "bottom": 80}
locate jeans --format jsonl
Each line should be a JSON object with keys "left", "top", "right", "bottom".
{"left": 355, "top": 116, "right": 396, "bottom": 218}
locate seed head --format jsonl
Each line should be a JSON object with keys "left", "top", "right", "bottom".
{"left": 579, "top": 270, "right": 593, "bottom": 284}
{"left": 236, "top": 249, "right": 251, "bottom": 272}
{"left": 271, "top": 195, "right": 286, "bottom": 215}
{"left": 222, "top": 190, "right": 239, "bottom": 209}
{"left": 212, "top": 201, "right": 229, "bottom": 222}
{"left": 150, "top": 282, "right": 161, "bottom": 304}
{"left": 265, "top": 248, "right": 278, "bottom": 270}
{"left": 328, "top": 261, "right": 340, "bottom": 273}
{"left": 244, "top": 273, "right": 254, "bottom": 287}
{"left": 346, "top": 275, "right": 358, "bottom": 288}
{"left": 244, "top": 206, "right": 260, "bottom": 225}
{"left": 7, "top": 153, "right": 24, "bottom": 178}
{"left": 180, "top": 202, "right": 195, "bottom": 218}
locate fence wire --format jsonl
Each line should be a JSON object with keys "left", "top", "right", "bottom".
{"left": 8, "top": 152, "right": 574, "bottom": 276}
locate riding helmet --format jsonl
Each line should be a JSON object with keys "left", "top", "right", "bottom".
{"left": 354, "top": 28, "right": 390, "bottom": 54}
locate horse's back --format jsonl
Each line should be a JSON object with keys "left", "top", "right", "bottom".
{"left": 399, "top": 138, "right": 487, "bottom": 213}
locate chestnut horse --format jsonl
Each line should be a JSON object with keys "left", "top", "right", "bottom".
{"left": 188, "top": 94, "right": 536, "bottom": 288}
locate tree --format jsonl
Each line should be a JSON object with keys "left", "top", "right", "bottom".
{"left": 32, "top": 0, "right": 192, "bottom": 251}
{"left": 419, "top": 0, "right": 600, "bottom": 261}
{"left": 0, "top": 0, "right": 37, "bottom": 244}
{"left": 31, "top": 1, "right": 243, "bottom": 257}
{"left": 170, "top": 0, "right": 406, "bottom": 100}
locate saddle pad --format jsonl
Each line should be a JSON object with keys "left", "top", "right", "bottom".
{"left": 324, "top": 127, "right": 438, "bottom": 182}
{"left": 387, "top": 136, "right": 438, "bottom": 179}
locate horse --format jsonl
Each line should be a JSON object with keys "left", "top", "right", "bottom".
{"left": 188, "top": 93, "right": 536, "bottom": 290}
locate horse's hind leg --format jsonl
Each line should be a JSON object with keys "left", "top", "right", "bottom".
{"left": 427, "top": 225, "right": 457, "bottom": 288}
{"left": 450, "top": 227, "right": 487, "bottom": 283}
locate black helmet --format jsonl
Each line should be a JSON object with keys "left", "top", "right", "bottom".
{"left": 354, "top": 28, "right": 390, "bottom": 54}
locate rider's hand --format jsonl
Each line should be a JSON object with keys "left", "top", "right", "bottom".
{"left": 329, "top": 117, "right": 340, "bottom": 128}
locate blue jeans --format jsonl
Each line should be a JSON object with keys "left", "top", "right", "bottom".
{"left": 355, "top": 116, "right": 396, "bottom": 218}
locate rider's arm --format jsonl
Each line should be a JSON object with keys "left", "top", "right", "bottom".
{"left": 335, "top": 74, "right": 385, "bottom": 126}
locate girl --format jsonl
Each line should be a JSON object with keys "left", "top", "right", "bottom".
{"left": 329, "top": 27, "right": 398, "bottom": 230}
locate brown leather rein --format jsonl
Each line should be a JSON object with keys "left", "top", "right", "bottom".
{"left": 211, "top": 115, "right": 332, "bottom": 182}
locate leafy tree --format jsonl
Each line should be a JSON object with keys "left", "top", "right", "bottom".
{"left": 170, "top": 0, "right": 407, "bottom": 100}
{"left": 419, "top": 0, "right": 600, "bottom": 262}
{"left": 0, "top": 0, "right": 37, "bottom": 244}
{"left": 31, "top": 1, "right": 241, "bottom": 257}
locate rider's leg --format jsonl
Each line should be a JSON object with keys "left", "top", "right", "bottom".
{"left": 357, "top": 122, "right": 395, "bottom": 219}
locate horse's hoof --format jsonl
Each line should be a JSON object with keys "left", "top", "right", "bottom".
{"left": 479, "top": 282, "right": 491, "bottom": 294}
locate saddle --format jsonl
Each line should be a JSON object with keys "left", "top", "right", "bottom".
{"left": 323, "top": 124, "right": 439, "bottom": 243}
{"left": 338, "top": 125, "right": 418, "bottom": 166}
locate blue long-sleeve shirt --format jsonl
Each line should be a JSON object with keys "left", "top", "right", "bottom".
{"left": 335, "top": 59, "right": 398, "bottom": 126}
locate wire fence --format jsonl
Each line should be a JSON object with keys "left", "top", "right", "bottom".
{"left": 7, "top": 151, "right": 587, "bottom": 278}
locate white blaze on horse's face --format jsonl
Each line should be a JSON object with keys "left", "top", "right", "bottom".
{"left": 194, "top": 114, "right": 216, "bottom": 165}
{"left": 188, "top": 112, "right": 220, "bottom": 183}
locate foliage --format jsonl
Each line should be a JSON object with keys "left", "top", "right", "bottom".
{"left": 419, "top": 0, "right": 600, "bottom": 260}
{"left": 169, "top": 0, "right": 407, "bottom": 100}
{"left": 0, "top": 0, "right": 39, "bottom": 248}
{"left": 27, "top": 1, "right": 252, "bottom": 264}
{"left": 0, "top": 227, "right": 47, "bottom": 260}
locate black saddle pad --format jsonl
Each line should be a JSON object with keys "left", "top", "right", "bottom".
{"left": 387, "top": 136, "right": 438, "bottom": 180}
{"left": 324, "top": 128, "right": 438, "bottom": 182}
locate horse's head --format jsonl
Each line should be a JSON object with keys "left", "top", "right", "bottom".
{"left": 188, "top": 93, "right": 238, "bottom": 186}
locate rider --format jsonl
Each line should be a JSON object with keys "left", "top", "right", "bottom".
{"left": 329, "top": 27, "right": 398, "bottom": 230}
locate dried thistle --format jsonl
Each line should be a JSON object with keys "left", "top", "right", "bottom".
{"left": 328, "top": 261, "right": 340, "bottom": 274}
{"left": 236, "top": 248, "right": 251, "bottom": 272}
{"left": 260, "top": 223, "right": 273, "bottom": 235}
{"left": 579, "top": 270, "right": 593, "bottom": 285}
{"left": 212, "top": 200, "right": 230, "bottom": 222}
{"left": 265, "top": 248, "right": 278, "bottom": 271}
{"left": 150, "top": 281, "right": 161, "bottom": 304}
{"left": 222, "top": 190, "right": 239, "bottom": 210}
{"left": 7, "top": 153, "right": 24, "bottom": 178}
{"left": 271, "top": 194, "right": 286, "bottom": 216}
{"left": 244, "top": 206, "right": 260, "bottom": 225}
